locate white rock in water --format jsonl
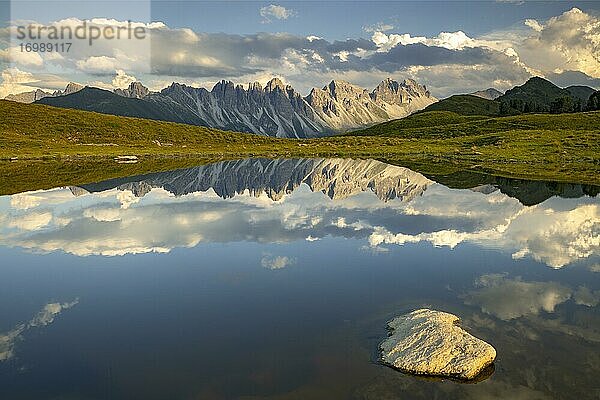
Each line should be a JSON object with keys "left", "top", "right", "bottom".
{"left": 380, "top": 309, "right": 496, "bottom": 380}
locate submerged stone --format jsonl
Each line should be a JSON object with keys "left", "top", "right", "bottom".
{"left": 380, "top": 309, "right": 496, "bottom": 380}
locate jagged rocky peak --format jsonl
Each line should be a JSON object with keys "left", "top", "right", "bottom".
{"left": 161, "top": 82, "right": 193, "bottom": 95}
{"left": 169, "top": 82, "right": 185, "bottom": 89}
{"left": 129, "top": 81, "right": 150, "bottom": 98}
{"left": 51, "top": 82, "right": 84, "bottom": 97}
{"left": 470, "top": 88, "right": 503, "bottom": 100}
{"left": 248, "top": 81, "right": 263, "bottom": 91}
{"left": 33, "top": 88, "right": 50, "bottom": 98}
{"left": 5, "top": 82, "right": 84, "bottom": 103}
{"left": 212, "top": 80, "right": 236, "bottom": 94}
{"left": 306, "top": 86, "right": 331, "bottom": 103}
{"left": 401, "top": 77, "right": 419, "bottom": 87}
{"left": 211, "top": 80, "right": 241, "bottom": 105}
{"left": 4, "top": 88, "right": 51, "bottom": 103}
{"left": 394, "top": 78, "right": 423, "bottom": 90}
{"left": 372, "top": 78, "right": 434, "bottom": 108}
{"left": 324, "top": 80, "right": 369, "bottom": 101}
{"left": 371, "top": 78, "right": 406, "bottom": 104}
{"left": 114, "top": 81, "right": 150, "bottom": 99}
{"left": 378, "top": 77, "right": 400, "bottom": 90}
{"left": 265, "top": 77, "right": 303, "bottom": 100}
{"left": 401, "top": 78, "right": 431, "bottom": 97}
{"left": 63, "top": 82, "right": 84, "bottom": 95}
{"left": 265, "top": 77, "right": 287, "bottom": 92}
{"left": 371, "top": 77, "right": 431, "bottom": 105}
{"left": 163, "top": 82, "right": 181, "bottom": 92}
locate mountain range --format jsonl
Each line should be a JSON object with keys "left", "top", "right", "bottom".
{"left": 7, "top": 75, "right": 598, "bottom": 137}
{"left": 32, "top": 78, "right": 436, "bottom": 138}
{"left": 4, "top": 82, "right": 84, "bottom": 103}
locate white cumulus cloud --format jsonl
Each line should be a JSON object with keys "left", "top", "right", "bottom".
{"left": 112, "top": 69, "right": 137, "bottom": 88}
{"left": 260, "top": 4, "right": 295, "bottom": 23}
{"left": 261, "top": 254, "right": 296, "bottom": 270}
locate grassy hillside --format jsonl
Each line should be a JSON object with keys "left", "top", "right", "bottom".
{"left": 499, "top": 77, "right": 570, "bottom": 102}
{"left": 0, "top": 100, "right": 599, "bottom": 194}
{"left": 0, "top": 99, "right": 281, "bottom": 158}
{"left": 418, "top": 95, "right": 503, "bottom": 116}
{"left": 348, "top": 110, "right": 600, "bottom": 138}
{"left": 347, "top": 111, "right": 489, "bottom": 133}
{"left": 496, "top": 77, "right": 584, "bottom": 113}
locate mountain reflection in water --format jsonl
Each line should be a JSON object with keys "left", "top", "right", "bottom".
{"left": 1, "top": 158, "right": 598, "bottom": 268}
{"left": 72, "top": 158, "right": 433, "bottom": 202}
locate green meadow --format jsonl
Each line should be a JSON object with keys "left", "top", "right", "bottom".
{"left": 1, "top": 100, "right": 598, "bottom": 194}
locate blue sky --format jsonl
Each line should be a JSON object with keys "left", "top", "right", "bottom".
{"left": 2, "top": 1, "right": 600, "bottom": 98}
{"left": 13, "top": 1, "right": 599, "bottom": 39}
{"left": 151, "top": 1, "right": 599, "bottom": 39}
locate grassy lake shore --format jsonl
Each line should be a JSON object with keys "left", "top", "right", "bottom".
{"left": 1, "top": 100, "right": 599, "bottom": 194}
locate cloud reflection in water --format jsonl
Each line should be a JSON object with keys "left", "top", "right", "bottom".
{"left": 0, "top": 159, "right": 597, "bottom": 269}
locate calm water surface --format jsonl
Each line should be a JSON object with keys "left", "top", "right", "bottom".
{"left": 0, "top": 158, "right": 598, "bottom": 399}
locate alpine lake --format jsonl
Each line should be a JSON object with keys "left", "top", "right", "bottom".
{"left": 0, "top": 158, "right": 598, "bottom": 400}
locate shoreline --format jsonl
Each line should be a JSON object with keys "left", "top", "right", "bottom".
{"left": 2, "top": 155, "right": 599, "bottom": 197}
